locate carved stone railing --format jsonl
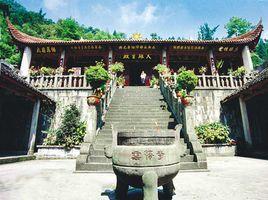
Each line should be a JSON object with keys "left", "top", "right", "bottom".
{"left": 164, "top": 74, "right": 249, "bottom": 90}
{"left": 159, "top": 76, "right": 207, "bottom": 169}
{"left": 196, "top": 74, "right": 249, "bottom": 89}
{"left": 28, "top": 74, "right": 91, "bottom": 89}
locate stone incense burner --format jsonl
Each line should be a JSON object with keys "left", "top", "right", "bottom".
{"left": 105, "top": 125, "right": 182, "bottom": 200}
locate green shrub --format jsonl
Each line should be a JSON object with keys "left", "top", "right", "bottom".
{"left": 195, "top": 122, "right": 231, "bottom": 144}
{"left": 116, "top": 75, "right": 125, "bottom": 86}
{"left": 43, "top": 104, "right": 87, "bottom": 149}
{"left": 40, "top": 67, "right": 55, "bottom": 75}
{"left": 154, "top": 64, "right": 169, "bottom": 74}
{"left": 232, "top": 66, "right": 247, "bottom": 77}
{"left": 176, "top": 70, "right": 198, "bottom": 93}
{"left": 110, "top": 62, "right": 124, "bottom": 74}
{"left": 150, "top": 76, "right": 159, "bottom": 87}
{"left": 85, "top": 61, "right": 110, "bottom": 90}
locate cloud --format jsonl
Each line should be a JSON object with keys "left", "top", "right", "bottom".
{"left": 43, "top": 0, "right": 67, "bottom": 11}
{"left": 91, "top": 4, "right": 111, "bottom": 14}
{"left": 120, "top": 2, "right": 157, "bottom": 25}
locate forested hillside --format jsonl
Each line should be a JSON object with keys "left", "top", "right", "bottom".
{"left": 0, "top": 0, "right": 267, "bottom": 69}
{"left": 0, "top": 0, "right": 126, "bottom": 65}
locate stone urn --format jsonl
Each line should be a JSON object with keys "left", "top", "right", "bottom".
{"left": 87, "top": 95, "right": 100, "bottom": 106}
{"left": 104, "top": 125, "right": 182, "bottom": 200}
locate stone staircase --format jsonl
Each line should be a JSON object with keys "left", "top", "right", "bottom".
{"left": 77, "top": 86, "right": 202, "bottom": 172}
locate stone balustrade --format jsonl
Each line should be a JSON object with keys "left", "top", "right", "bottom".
{"left": 28, "top": 74, "right": 91, "bottom": 89}
{"left": 159, "top": 76, "right": 207, "bottom": 169}
{"left": 163, "top": 74, "right": 249, "bottom": 90}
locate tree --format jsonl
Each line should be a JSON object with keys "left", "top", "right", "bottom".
{"left": 251, "top": 52, "right": 264, "bottom": 68}
{"left": 198, "top": 23, "right": 219, "bottom": 40}
{"left": 256, "top": 39, "right": 268, "bottom": 60}
{"left": 225, "top": 17, "right": 253, "bottom": 38}
{"left": 150, "top": 33, "right": 162, "bottom": 40}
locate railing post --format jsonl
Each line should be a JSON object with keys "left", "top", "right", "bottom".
{"left": 83, "top": 74, "right": 87, "bottom": 88}
{"left": 229, "top": 74, "right": 234, "bottom": 88}
{"left": 54, "top": 74, "right": 58, "bottom": 88}
{"left": 216, "top": 73, "right": 220, "bottom": 88}
{"left": 68, "top": 75, "right": 72, "bottom": 88}
{"left": 202, "top": 74, "right": 206, "bottom": 87}
{"left": 40, "top": 75, "right": 44, "bottom": 88}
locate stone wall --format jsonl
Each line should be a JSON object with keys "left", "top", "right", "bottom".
{"left": 40, "top": 89, "right": 98, "bottom": 143}
{"left": 192, "top": 89, "right": 236, "bottom": 127}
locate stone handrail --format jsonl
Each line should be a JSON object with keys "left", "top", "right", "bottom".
{"left": 28, "top": 74, "right": 91, "bottom": 89}
{"left": 163, "top": 74, "right": 249, "bottom": 89}
{"left": 159, "top": 76, "right": 207, "bottom": 169}
{"left": 196, "top": 74, "right": 249, "bottom": 89}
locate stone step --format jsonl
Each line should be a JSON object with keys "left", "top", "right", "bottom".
{"left": 105, "top": 116, "right": 173, "bottom": 121}
{"left": 88, "top": 154, "right": 194, "bottom": 164}
{"left": 82, "top": 162, "right": 112, "bottom": 172}
{"left": 106, "top": 113, "right": 171, "bottom": 118}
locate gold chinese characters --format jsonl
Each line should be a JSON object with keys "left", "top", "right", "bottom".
{"left": 36, "top": 46, "right": 57, "bottom": 53}
{"left": 118, "top": 45, "right": 156, "bottom": 50}
{"left": 122, "top": 54, "right": 152, "bottom": 60}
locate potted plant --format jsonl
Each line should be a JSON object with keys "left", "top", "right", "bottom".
{"left": 68, "top": 68, "right": 75, "bottom": 75}
{"left": 29, "top": 66, "right": 40, "bottom": 77}
{"left": 153, "top": 64, "right": 169, "bottom": 75}
{"left": 177, "top": 66, "right": 186, "bottom": 74}
{"left": 176, "top": 70, "right": 198, "bottom": 106}
{"left": 150, "top": 76, "right": 159, "bottom": 88}
{"left": 85, "top": 61, "right": 110, "bottom": 106}
{"left": 231, "top": 66, "right": 247, "bottom": 78}
{"left": 40, "top": 66, "right": 55, "bottom": 75}
{"left": 199, "top": 65, "right": 207, "bottom": 75}
{"left": 109, "top": 62, "right": 124, "bottom": 76}
{"left": 215, "top": 60, "right": 224, "bottom": 75}
{"left": 117, "top": 75, "right": 125, "bottom": 88}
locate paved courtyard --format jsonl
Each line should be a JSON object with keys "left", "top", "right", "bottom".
{"left": 1, "top": 157, "right": 268, "bottom": 200}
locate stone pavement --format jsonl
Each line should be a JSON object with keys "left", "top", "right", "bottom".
{"left": 1, "top": 157, "right": 268, "bottom": 200}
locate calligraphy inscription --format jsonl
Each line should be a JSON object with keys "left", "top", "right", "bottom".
{"left": 131, "top": 150, "right": 165, "bottom": 161}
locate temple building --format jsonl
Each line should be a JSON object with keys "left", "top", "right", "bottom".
{"left": 6, "top": 18, "right": 263, "bottom": 85}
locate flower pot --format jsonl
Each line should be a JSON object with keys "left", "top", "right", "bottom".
{"left": 181, "top": 95, "right": 194, "bottom": 106}
{"left": 87, "top": 95, "right": 101, "bottom": 106}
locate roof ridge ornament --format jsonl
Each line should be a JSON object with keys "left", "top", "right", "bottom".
{"left": 130, "top": 33, "right": 143, "bottom": 40}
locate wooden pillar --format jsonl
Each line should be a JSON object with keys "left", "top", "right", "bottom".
{"left": 208, "top": 49, "right": 216, "bottom": 75}
{"left": 59, "top": 50, "right": 66, "bottom": 68}
{"left": 242, "top": 45, "right": 253, "bottom": 72}
{"left": 162, "top": 48, "right": 167, "bottom": 66}
{"left": 20, "top": 46, "right": 32, "bottom": 77}
{"left": 108, "top": 48, "right": 113, "bottom": 66}
{"left": 27, "top": 99, "right": 41, "bottom": 155}
{"left": 239, "top": 97, "right": 252, "bottom": 145}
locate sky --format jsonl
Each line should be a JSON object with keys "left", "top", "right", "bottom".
{"left": 17, "top": 0, "right": 268, "bottom": 39}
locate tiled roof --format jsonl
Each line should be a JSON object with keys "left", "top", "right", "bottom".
{"left": 0, "top": 61, "right": 54, "bottom": 104}
{"left": 222, "top": 68, "right": 268, "bottom": 103}
{"left": 6, "top": 18, "right": 263, "bottom": 47}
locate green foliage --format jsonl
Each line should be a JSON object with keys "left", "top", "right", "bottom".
{"left": 195, "top": 122, "right": 231, "bottom": 144}
{"left": 198, "top": 66, "right": 207, "bottom": 74}
{"left": 176, "top": 70, "right": 198, "bottom": 93}
{"left": 177, "top": 66, "right": 186, "bottom": 74}
{"left": 231, "top": 66, "right": 247, "bottom": 77}
{"left": 109, "top": 62, "right": 124, "bottom": 74}
{"left": 56, "top": 104, "right": 86, "bottom": 149}
{"left": 225, "top": 17, "right": 253, "bottom": 38}
{"left": 215, "top": 60, "right": 224, "bottom": 70}
{"left": 150, "top": 76, "right": 159, "bottom": 87}
{"left": 150, "top": 33, "right": 162, "bottom": 40}
{"left": 85, "top": 61, "right": 110, "bottom": 89}
{"left": 251, "top": 52, "right": 264, "bottom": 68}
{"left": 39, "top": 66, "right": 55, "bottom": 75}
{"left": 0, "top": 0, "right": 125, "bottom": 65}
{"left": 256, "top": 39, "right": 268, "bottom": 60}
{"left": 154, "top": 64, "right": 169, "bottom": 74}
{"left": 43, "top": 104, "right": 87, "bottom": 149}
{"left": 198, "top": 23, "right": 219, "bottom": 40}
{"left": 116, "top": 75, "right": 125, "bottom": 86}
